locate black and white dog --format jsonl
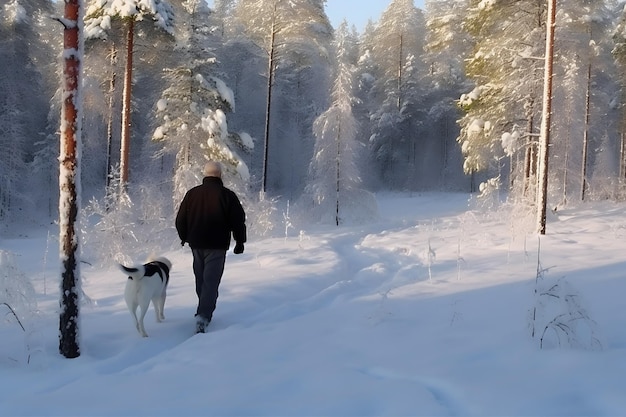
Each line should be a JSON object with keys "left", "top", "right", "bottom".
{"left": 119, "top": 257, "right": 172, "bottom": 337}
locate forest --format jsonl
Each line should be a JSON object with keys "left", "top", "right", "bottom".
{"left": 2, "top": 0, "right": 626, "bottom": 241}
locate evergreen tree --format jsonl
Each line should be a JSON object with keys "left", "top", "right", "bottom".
{"left": 422, "top": 0, "right": 470, "bottom": 191}
{"left": 555, "top": 0, "right": 616, "bottom": 203}
{"left": 0, "top": 0, "right": 55, "bottom": 222}
{"left": 231, "top": 0, "right": 333, "bottom": 196}
{"left": 458, "top": 0, "right": 548, "bottom": 196}
{"left": 84, "top": 0, "right": 175, "bottom": 188}
{"left": 613, "top": 0, "right": 626, "bottom": 187}
{"left": 301, "top": 21, "right": 377, "bottom": 225}
{"left": 361, "top": 0, "right": 427, "bottom": 189}
{"left": 152, "top": 0, "right": 252, "bottom": 205}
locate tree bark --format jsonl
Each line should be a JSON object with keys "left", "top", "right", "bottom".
{"left": 120, "top": 19, "right": 135, "bottom": 189}
{"left": 619, "top": 133, "right": 626, "bottom": 182}
{"left": 524, "top": 105, "right": 536, "bottom": 199}
{"left": 262, "top": 6, "right": 278, "bottom": 193}
{"left": 581, "top": 61, "right": 592, "bottom": 201}
{"left": 106, "top": 43, "right": 116, "bottom": 194}
{"left": 397, "top": 33, "right": 403, "bottom": 111}
{"left": 59, "top": 0, "right": 83, "bottom": 359}
{"left": 336, "top": 115, "right": 341, "bottom": 226}
{"left": 537, "top": 0, "right": 556, "bottom": 235}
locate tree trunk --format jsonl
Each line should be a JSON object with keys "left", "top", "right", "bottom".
{"left": 581, "top": 61, "right": 592, "bottom": 201}
{"left": 619, "top": 133, "right": 626, "bottom": 183}
{"left": 397, "top": 33, "right": 403, "bottom": 111}
{"left": 537, "top": 0, "right": 556, "bottom": 235}
{"left": 562, "top": 129, "right": 570, "bottom": 206}
{"left": 336, "top": 115, "right": 341, "bottom": 226}
{"left": 59, "top": 0, "right": 83, "bottom": 359}
{"left": 105, "top": 43, "right": 116, "bottom": 194}
{"left": 120, "top": 19, "right": 135, "bottom": 189}
{"left": 523, "top": 107, "right": 536, "bottom": 199}
{"left": 262, "top": 6, "right": 278, "bottom": 193}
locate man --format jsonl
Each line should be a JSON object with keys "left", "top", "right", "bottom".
{"left": 175, "top": 161, "right": 247, "bottom": 333}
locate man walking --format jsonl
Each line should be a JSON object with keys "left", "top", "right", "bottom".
{"left": 175, "top": 161, "right": 247, "bottom": 333}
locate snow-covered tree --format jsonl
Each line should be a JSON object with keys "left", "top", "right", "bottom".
{"left": 231, "top": 0, "right": 333, "bottom": 196}
{"left": 611, "top": 0, "right": 626, "bottom": 190}
{"left": 211, "top": 0, "right": 235, "bottom": 36}
{"left": 458, "top": 0, "right": 549, "bottom": 197}
{"left": 300, "top": 21, "right": 377, "bottom": 225}
{"left": 421, "top": 0, "right": 471, "bottom": 190}
{"left": 359, "top": 0, "right": 428, "bottom": 189}
{"left": 0, "top": 0, "right": 56, "bottom": 222}
{"left": 555, "top": 0, "right": 616, "bottom": 203}
{"left": 84, "top": 0, "right": 175, "bottom": 187}
{"left": 152, "top": 0, "right": 252, "bottom": 205}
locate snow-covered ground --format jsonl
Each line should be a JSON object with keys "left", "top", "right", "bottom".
{"left": 1, "top": 192, "right": 626, "bottom": 416}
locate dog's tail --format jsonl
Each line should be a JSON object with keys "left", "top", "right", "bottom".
{"left": 118, "top": 263, "right": 146, "bottom": 281}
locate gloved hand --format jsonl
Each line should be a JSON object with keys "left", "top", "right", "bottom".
{"left": 234, "top": 242, "right": 244, "bottom": 254}
{"left": 180, "top": 240, "right": 185, "bottom": 247}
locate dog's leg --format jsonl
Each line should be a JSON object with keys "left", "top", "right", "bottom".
{"left": 125, "top": 285, "right": 143, "bottom": 336}
{"left": 137, "top": 305, "right": 149, "bottom": 337}
{"left": 136, "top": 291, "right": 152, "bottom": 337}
{"left": 154, "top": 288, "right": 166, "bottom": 322}
{"left": 127, "top": 304, "right": 142, "bottom": 335}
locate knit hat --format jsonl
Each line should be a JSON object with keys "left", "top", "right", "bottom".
{"left": 203, "top": 161, "right": 222, "bottom": 178}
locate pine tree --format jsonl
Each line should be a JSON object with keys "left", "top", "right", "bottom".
{"left": 84, "top": 0, "right": 174, "bottom": 188}
{"left": 361, "top": 0, "right": 427, "bottom": 188}
{"left": 152, "top": 0, "right": 251, "bottom": 205}
{"left": 459, "top": 0, "right": 548, "bottom": 196}
{"left": 303, "top": 21, "right": 376, "bottom": 225}
{"left": 0, "top": 0, "right": 55, "bottom": 221}
{"left": 422, "top": 0, "right": 470, "bottom": 190}
{"left": 58, "top": 0, "right": 84, "bottom": 359}
{"left": 536, "top": 0, "right": 556, "bottom": 235}
{"left": 232, "top": 0, "right": 333, "bottom": 195}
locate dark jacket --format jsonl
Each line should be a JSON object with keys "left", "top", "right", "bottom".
{"left": 175, "top": 176, "right": 246, "bottom": 250}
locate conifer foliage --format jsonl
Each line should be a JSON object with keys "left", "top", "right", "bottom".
{"left": 84, "top": 0, "right": 175, "bottom": 188}
{"left": 152, "top": 0, "right": 251, "bottom": 205}
{"left": 302, "top": 21, "right": 377, "bottom": 225}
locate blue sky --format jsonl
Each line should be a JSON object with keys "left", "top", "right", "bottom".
{"left": 204, "top": 1, "right": 426, "bottom": 33}
{"left": 325, "top": 0, "right": 425, "bottom": 32}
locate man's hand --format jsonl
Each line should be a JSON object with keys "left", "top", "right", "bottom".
{"left": 180, "top": 240, "right": 185, "bottom": 247}
{"left": 234, "top": 242, "right": 244, "bottom": 254}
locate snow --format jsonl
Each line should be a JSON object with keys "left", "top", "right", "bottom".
{"left": 84, "top": 0, "right": 174, "bottom": 39}
{"left": 211, "top": 76, "right": 235, "bottom": 111}
{"left": 459, "top": 86, "right": 488, "bottom": 108}
{"left": 4, "top": 0, "right": 27, "bottom": 25}
{"left": 238, "top": 131, "right": 254, "bottom": 151}
{"left": 501, "top": 130, "right": 521, "bottom": 156}
{"left": 2, "top": 192, "right": 626, "bottom": 416}
{"left": 235, "top": 160, "right": 250, "bottom": 183}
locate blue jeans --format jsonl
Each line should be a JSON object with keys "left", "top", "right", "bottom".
{"left": 192, "top": 248, "right": 227, "bottom": 322}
